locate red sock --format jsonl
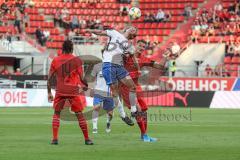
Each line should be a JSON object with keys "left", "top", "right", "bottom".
{"left": 77, "top": 113, "right": 89, "bottom": 140}
{"left": 143, "top": 112, "right": 148, "bottom": 133}
{"left": 136, "top": 115, "right": 146, "bottom": 136}
{"left": 52, "top": 114, "right": 60, "bottom": 140}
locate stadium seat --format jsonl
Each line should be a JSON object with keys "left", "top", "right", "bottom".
{"left": 224, "top": 57, "right": 231, "bottom": 64}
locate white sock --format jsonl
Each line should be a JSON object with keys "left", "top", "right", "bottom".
{"left": 92, "top": 110, "right": 99, "bottom": 129}
{"left": 129, "top": 92, "right": 137, "bottom": 112}
{"left": 117, "top": 100, "right": 126, "bottom": 118}
{"left": 107, "top": 114, "right": 112, "bottom": 123}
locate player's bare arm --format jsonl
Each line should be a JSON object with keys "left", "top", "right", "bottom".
{"left": 47, "top": 79, "right": 53, "bottom": 102}
{"left": 85, "top": 29, "right": 108, "bottom": 36}
{"left": 152, "top": 57, "right": 168, "bottom": 70}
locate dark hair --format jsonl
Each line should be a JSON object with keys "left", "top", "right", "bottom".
{"left": 137, "top": 39, "right": 147, "bottom": 44}
{"left": 62, "top": 40, "right": 73, "bottom": 54}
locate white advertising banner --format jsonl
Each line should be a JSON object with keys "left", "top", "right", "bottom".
{"left": 210, "top": 91, "right": 240, "bottom": 109}
{"left": 0, "top": 89, "right": 94, "bottom": 107}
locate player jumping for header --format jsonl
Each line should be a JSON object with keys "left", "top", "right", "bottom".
{"left": 86, "top": 26, "right": 140, "bottom": 119}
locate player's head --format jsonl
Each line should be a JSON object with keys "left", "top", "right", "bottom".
{"left": 136, "top": 40, "right": 147, "bottom": 54}
{"left": 124, "top": 26, "right": 138, "bottom": 40}
{"left": 62, "top": 40, "right": 73, "bottom": 54}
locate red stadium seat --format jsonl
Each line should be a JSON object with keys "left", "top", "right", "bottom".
{"left": 232, "top": 57, "right": 239, "bottom": 64}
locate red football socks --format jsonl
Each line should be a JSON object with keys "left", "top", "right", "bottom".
{"left": 52, "top": 114, "right": 60, "bottom": 140}
{"left": 77, "top": 113, "right": 89, "bottom": 140}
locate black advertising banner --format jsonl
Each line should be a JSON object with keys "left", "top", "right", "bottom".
{"left": 142, "top": 91, "right": 215, "bottom": 108}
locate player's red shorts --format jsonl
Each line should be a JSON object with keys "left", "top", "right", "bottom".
{"left": 119, "top": 82, "right": 148, "bottom": 111}
{"left": 53, "top": 94, "right": 86, "bottom": 112}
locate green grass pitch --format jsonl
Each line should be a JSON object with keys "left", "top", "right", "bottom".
{"left": 0, "top": 107, "right": 240, "bottom": 160}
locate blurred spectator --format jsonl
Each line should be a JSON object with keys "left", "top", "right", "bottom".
{"left": 234, "top": 42, "right": 240, "bottom": 55}
{"left": 14, "top": 7, "right": 22, "bottom": 33}
{"left": 214, "top": 1, "right": 223, "bottom": 13}
{"left": 28, "top": 0, "right": 35, "bottom": 8}
{"left": 164, "top": 11, "right": 172, "bottom": 22}
{"left": 94, "top": 17, "right": 102, "bottom": 30}
{"left": 54, "top": 9, "right": 61, "bottom": 26}
{"left": 191, "top": 21, "right": 201, "bottom": 43}
{"left": 15, "top": 68, "right": 23, "bottom": 75}
{"left": 0, "top": 0, "right": 9, "bottom": 14}
{"left": 206, "top": 24, "right": 215, "bottom": 37}
{"left": 70, "top": 16, "right": 79, "bottom": 30}
{"left": 79, "top": 19, "right": 87, "bottom": 29}
{"left": 169, "top": 60, "right": 176, "bottom": 77}
{"left": 43, "top": 30, "right": 50, "bottom": 40}
{"left": 171, "top": 42, "right": 181, "bottom": 56}
{"left": 0, "top": 14, "right": 3, "bottom": 26}
{"left": 214, "top": 63, "right": 224, "bottom": 76}
{"left": 120, "top": 5, "right": 129, "bottom": 16}
{"left": 226, "top": 41, "right": 235, "bottom": 58}
{"left": 183, "top": 3, "right": 193, "bottom": 18}
{"left": 200, "top": 22, "right": 208, "bottom": 36}
{"left": 155, "top": 9, "right": 165, "bottom": 22}
{"left": 144, "top": 12, "right": 155, "bottom": 22}
{"left": 35, "top": 27, "right": 46, "bottom": 46}
{"left": 23, "top": 12, "right": 29, "bottom": 29}
{"left": 68, "top": 29, "right": 76, "bottom": 40}
{"left": 205, "top": 64, "right": 213, "bottom": 76}
{"left": 60, "top": 7, "right": 69, "bottom": 27}
{"left": 0, "top": 65, "right": 10, "bottom": 75}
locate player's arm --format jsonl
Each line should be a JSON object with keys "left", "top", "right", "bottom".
{"left": 152, "top": 57, "right": 168, "bottom": 70}
{"left": 132, "top": 54, "right": 140, "bottom": 71}
{"left": 85, "top": 29, "right": 108, "bottom": 36}
{"left": 47, "top": 61, "right": 55, "bottom": 102}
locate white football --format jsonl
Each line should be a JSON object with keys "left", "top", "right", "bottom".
{"left": 129, "top": 7, "right": 141, "bottom": 20}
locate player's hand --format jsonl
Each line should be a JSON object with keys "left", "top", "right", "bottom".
{"left": 48, "top": 93, "right": 54, "bottom": 103}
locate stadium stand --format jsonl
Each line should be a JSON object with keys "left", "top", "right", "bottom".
{"left": 0, "top": 0, "right": 239, "bottom": 77}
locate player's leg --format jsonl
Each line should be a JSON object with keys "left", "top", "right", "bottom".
{"left": 102, "top": 63, "right": 134, "bottom": 125}
{"left": 102, "top": 97, "right": 115, "bottom": 133}
{"left": 75, "top": 111, "right": 93, "bottom": 145}
{"left": 92, "top": 95, "right": 103, "bottom": 134}
{"left": 51, "top": 96, "right": 66, "bottom": 145}
{"left": 106, "top": 111, "right": 113, "bottom": 133}
{"left": 71, "top": 96, "right": 93, "bottom": 145}
{"left": 120, "top": 76, "right": 139, "bottom": 114}
{"left": 92, "top": 105, "right": 100, "bottom": 134}
{"left": 137, "top": 96, "right": 157, "bottom": 142}
{"left": 106, "top": 81, "right": 133, "bottom": 126}
{"left": 51, "top": 110, "right": 61, "bottom": 145}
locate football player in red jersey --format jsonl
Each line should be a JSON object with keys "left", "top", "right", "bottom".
{"left": 120, "top": 39, "right": 168, "bottom": 142}
{"left": 47, "top": 40, "right": 93, "bottom": 145}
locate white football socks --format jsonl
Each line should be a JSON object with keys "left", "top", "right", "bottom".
{"left": 92, "top": 110, "right": 99, "bottom": 129}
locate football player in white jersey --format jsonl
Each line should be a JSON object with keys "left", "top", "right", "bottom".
{"left": 86, "top": 27, "right": 140, "bottom": 119}
{"left": 86, "top": 63, "right": 134, "bottom": 134}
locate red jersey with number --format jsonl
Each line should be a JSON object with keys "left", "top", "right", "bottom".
{"left": 49, "top": 54, "right": 84, "bottom": 96}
